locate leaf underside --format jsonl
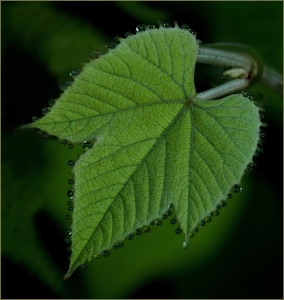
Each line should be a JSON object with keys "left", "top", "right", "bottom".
{"left": 21, "top": 23, "right": 261, "bottom": 278}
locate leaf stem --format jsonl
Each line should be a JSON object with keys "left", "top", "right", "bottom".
{"left": 197, "top": 47, "right": 254, "bottom": 72}
{"left": 195, "top": 45, "right": 259, "bottom": 99}
{"left": 196, "top": 78, "right": 248, "bottom": 100}
{"left": 196, "top": 43, "right": 283, "bottom": 98}
{"left": 260, "top": 65, "right": 283, "bottom": 95}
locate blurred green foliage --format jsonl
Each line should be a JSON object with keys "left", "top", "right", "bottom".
{"left": 2, "top": 1, "right": 282, "bottom": 298}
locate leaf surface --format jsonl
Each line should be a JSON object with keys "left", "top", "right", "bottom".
{"left": 21, "top": 24, "right": 261, "bottom": 278}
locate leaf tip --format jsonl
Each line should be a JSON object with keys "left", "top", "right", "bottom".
{"left": 63, "top": 274, "right": 69, "bottom": 281}
{"left": 18, "top": 123, "right": 34, "bottom": 131}
{"left": 183, "top": 241, "right": 189, "bottom": 250}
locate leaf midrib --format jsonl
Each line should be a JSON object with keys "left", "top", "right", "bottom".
{"left": 72, "top": 100, "right": 192, "bottom": 268}
{"left": 40, "top": 98, "right": 190, "bottom": 126}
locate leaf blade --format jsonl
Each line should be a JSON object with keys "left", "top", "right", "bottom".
{"left": 20, "top": 23, "right": 261, "bottom": 279}
{"left": 174, "top": 95, "right": 261, "bottom": 244}
{"left": 22, "top": 25, "right": 198, "bottom": 142}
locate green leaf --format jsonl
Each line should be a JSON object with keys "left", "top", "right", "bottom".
{"left": 1, "top": 131, "right": 71, "bottom": 297}
{"left": 21, "top": 23, "right": 262, "bottom": 279}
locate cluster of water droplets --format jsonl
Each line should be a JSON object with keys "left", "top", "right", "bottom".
{"left": 28, "top": 43, "right": 108, "bottom": 269}
{"left": 64, "top": 176, "right": 75, "bottom": 255}
{"left": 64, "top": 139, "right": 96, "bottom": 259}
{"left": 33, "top": 23, "right": 266, "bottom": 270}
{"left": 241, "top": 90, "right": 267, "bottom": 162}
{"left": 79, "top": 203, "right": 175, "bottom": 268}
{"left": 105, "top": 20, "right": 199, "bottom": 54}
{"left": 80, "top": 178, "right": 244, "bottom": 267}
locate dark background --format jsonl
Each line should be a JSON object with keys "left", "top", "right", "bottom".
{"left": 2, "top": 1, "right": 282, "bottom": 299}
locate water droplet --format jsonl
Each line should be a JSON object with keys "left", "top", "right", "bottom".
{"left": 127, "top": 234, "right": 135, "bottom": 240}
{"left": 105, "top": 42, "right": 117, "bottom": 50}
{"left": 67, "top": 189, "right": 75, "bottom": 198}
{"left": 233, "top": 185, "right": 242, "bottom": 193}
{"left": 113, "top": 35, "right": 121, "bottom": 44}
{"left": 157, "top": 20, "right": 164, "bottom": 27}
{"left": 125, "top": 31, "right": 133, "bottom": 38}
{"left": 204, "top": 216, "right": 212, "bottom": 223}
{"left": 189, "top": 232, "right": 195, "bottom": 238}
{"left": 64, "top": 236, "right": 71, "bottom": 243}
{"left": 249, "top": 96, "right": 257, "bottom": 104}
{"left": 42, "top": 107, "right": 50, "bottom": 115}
{"left": 41, "top": 132, "right": 49, "bottom": 139}
{"left": 194, "top": 227, "right": 199, "bottom": 233}
{"left": 80, "top": 264, "right": 87, "bottom": 268}
{"left": 147, "top": 24, "right": 155, "bottom": 29}
{"left": 68, "top": 179, "right": 74, "bottom": 185}
{"left": 82, "top": 141, "right": 93, "bottom": 149}
{"left": 241, "top": 90, "right": 248, "bottom": 97}
{"left": 115, "top": 241, "right": 124, "bottom": 248}
{"left": 196, "top": 39, "right": 202, "bottom": 44}
{"left": 67, "top": 160, "right": 75, "bottom": 167}
{"left": 68, "top": 144, "right": 73, "bottom": 149}
{"left": 208, "top": 212, "right": 214, "bottom": 218}
{"left": 175, "top": 228, "right": 182, "bottom": 235}
{"left": 101, "top": 250, "right": 110, "bottom": 257}
{"left": 70, "top": 69, "right": 80, "bottom": 77}
{"left": 254, "top": 146, "right": 263, "bottom": 156}
{"left": 247, "top": 94, "right": 254, "bottom": 101}
{"left": 154, "top": 219, "right": 162, "bottom": 226}
{"left": 65, "top": 214, "right": 71, "bottom": 220}
{"left": 136, "top": 24, "right": 147, "bottom": 32}
{"left": 198, "top": 50, "right": 201, "bottom": 54}
{"left": 246, "top": 163, "right": 254, "bottom": 172}
{"left": 67, "top": 201, "right": 72, "bottom": 206}
{"left": 62, "top": 139, "right": 68, "bottom": 145}
{"left": 200, "top": 221, "right": 206, "bottom": 227}
{"left": 168, "top": 204, "right": 173, "bottom": 209}
{"left": 220, "top": 200, "right": 228, "bottom": 207}
{"left": 216, "top": 205, "right": 222, "bottom": 211}
{"left": 60, "top": 83, "right": 69, "bottom": 91}
{"left": 165, "top": 210, "right": 172, "bottom": 216}
{"left": 36, "top": 129, "right": 43, "bottom": 136}
{"left": 49, "top": 135, "right": 57, "bottom": 141}
{"left": 68, "top": 206, "right": 73, "bottom": 211}
{"left": 227, "top": 194, "right": 233, "bottom": 199}
{"left": 32, "top": 116, "right": 38, "bottom": 122}
{"left": 144, "top": 227, "right": 151, "bottom": 233}
{"left": 163, "top": 22, "right": 171, "bottom": 28}
{"left": 215, "top": 211, "right": 220, "bottom": 216}
{"left": 170, "top": 219, "right": 177, "bottom": 225}
{"left": 261, "top": 122, "right": 268, "bottom": 128}
{"left": 181, "top": 23, "right": 189, "bottom": 30}
{"left": 183, "top": 241, "right": 189, "bottom": 249}
{"left": 48, "top": 100, "right": 55, "bottom": 107}
{"left": 66, "top": 227, "right": 72, "bottom": 235}
{"left": 259, "top": 130, "right": 266, "bottom": 138}
{"left": 136, "top": 229, "right": 143, "bottom": 235}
